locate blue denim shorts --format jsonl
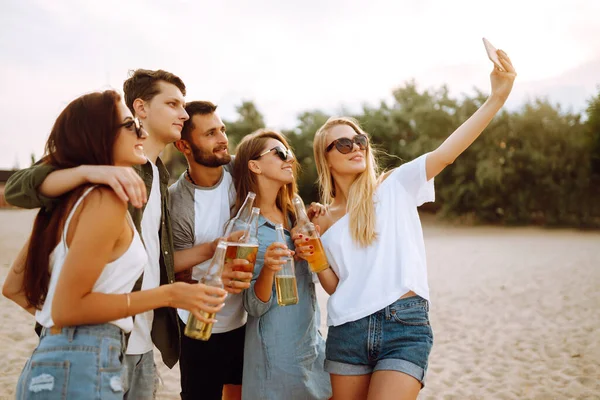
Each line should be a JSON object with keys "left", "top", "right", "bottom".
{"left": 324, "top": 296, "right": 433, "bottom": 386}
{"left": 16, "top": 324, "right": 126, "bottom": 400}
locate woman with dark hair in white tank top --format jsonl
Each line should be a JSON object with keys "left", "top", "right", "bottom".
{"left": 2, "top": 90, "right": 227, "bottom": 399}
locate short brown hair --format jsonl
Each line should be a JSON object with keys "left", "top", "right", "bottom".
{"left": 181, "top": 101, "right": 218, "bottom": 141}
{"left": 123, "top": 69, "right": 186, "bottom": 114}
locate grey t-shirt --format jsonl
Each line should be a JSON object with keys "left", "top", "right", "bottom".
{"left": 169, "top": 162, "right": 246, "bottom": 333}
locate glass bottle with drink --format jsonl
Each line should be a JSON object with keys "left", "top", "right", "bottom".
{"left": 225, "top": 191, "right": 256, "bottom": 237}
{"left": 184, "top": 241, "right": 227, "bottom": 341}
{"left": 227, "top": 207, "right": 260, "bottom": 277}
{"left": 291, "top": 196, "right": 329, "bottom": 273}
{"left": 274, "top": 223, "right": 298, "bottom": 306}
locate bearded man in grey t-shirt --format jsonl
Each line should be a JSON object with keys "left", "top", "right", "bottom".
{"left": 169, "top": 101, "right": 251, "bottom": 400}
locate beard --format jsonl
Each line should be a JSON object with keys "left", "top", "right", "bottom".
{"left": 190, "top": 143, "right": 231, "bottom": 167}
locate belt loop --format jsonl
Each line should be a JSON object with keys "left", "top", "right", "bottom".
{"left": 122, "top": 331, "right": 128, "bottom": 352}
{"left": 384, "top": 305, "right": 390, "bottom": 320}
{"left": 67, "top": 327, "right": 75, "bottom": 343}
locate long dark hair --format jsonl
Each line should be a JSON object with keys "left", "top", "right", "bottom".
{"left": 24, "top": 90, "right": 122, "bottom": 308}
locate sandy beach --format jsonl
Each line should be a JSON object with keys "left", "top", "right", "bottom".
{"left": 0, "top": 209, "right": 598, "bottom": 399}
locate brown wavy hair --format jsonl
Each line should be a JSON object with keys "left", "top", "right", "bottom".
{"left": 232, "top": 129, "right": 299, "bottom": 229}
{"left": 24, "top": 90, "right": 122, "bottom": 308}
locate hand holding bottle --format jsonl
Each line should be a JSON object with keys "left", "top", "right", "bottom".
{"left": 291, "top": 197, "right": 330, "bottom": 273}
{"left": 213, "top": 223, "right": 252, "bottom": 294}
{"left": 273, "top": 224, "right": 299, "bottom": 306}
{"left": 261, "top": 242, "right": 294, "bottom": 274}
{"left": 222, "top": 260, "right": 252, "bottom": 294}
{"left": 292, "top": 224, "right": 320, "bottom": 261}
{"left": 185, "top": 242, "right": 229, "bottom": 340}
{"left": 209, "top": 231, "right": 253, "bottom": 293}
{"left": 167, "top": 282, "right": 226, "bottom": 324}
{"left": 224, "top": 207, "right": 260, "bottom": 288}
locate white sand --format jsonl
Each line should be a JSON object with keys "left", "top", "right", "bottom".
{"left": 1, "top": 209, "right": 598, "bottom": 399}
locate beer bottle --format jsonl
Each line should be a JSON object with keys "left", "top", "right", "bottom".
{"left": 184, "top": 241, "right": 227, "bottom": 340}
{"left": 225, "top": 191, "right": 256, "bottom": 237}
{"left": 274, "top": 224, "right": 298, "bottom": 306}
{"left": 292, "top": 196, "right": 329, "bottom": 273}
{"left": 227, "top": 207, "right": 260, "bottom": 275}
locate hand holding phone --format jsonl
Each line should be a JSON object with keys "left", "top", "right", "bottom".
{"left": 482, "top": 38, "right": 505, "bottom": 72}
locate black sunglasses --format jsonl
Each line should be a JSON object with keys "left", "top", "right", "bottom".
{"left": 255, "top": 146, "right": 295, "bottom": 161}
{"left": 325, "top": 133, "right": 368, "bottom": 154}
{"left": 119, "top": 118, "right": 144, "bottom": 138}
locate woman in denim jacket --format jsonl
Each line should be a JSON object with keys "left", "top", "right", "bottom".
{"left": 232, "top": 129, "right": 331, "bottom": 400}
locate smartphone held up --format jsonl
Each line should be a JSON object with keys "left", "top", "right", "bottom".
{"left": 482, "top": 37, "right": 505, "bottom": 72}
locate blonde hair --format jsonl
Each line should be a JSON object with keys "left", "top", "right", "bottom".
{"left": 313, "top": 117, "right": 381, "bottom": 247}
{"left": 233, "top": 129, "right": 299, "bottom": 229}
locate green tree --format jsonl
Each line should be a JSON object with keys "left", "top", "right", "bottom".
{"left": 164, "top": 84, "right": 600, "bottom": 228}
{"left": 586, "top": 88, "right": 600, "bottom": 176}
{"left": 225, "top": 101, "right": 266, "bottom": 148}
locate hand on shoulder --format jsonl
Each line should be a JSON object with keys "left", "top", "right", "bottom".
{"left": 79, "top": 165, "right": 146, "bottom": 208}
{"left": 312, "top": 208, "right": 334, "bottom": 236}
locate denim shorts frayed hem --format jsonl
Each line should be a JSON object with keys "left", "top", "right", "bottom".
{"left": 324, "top": 358, "right": 426, "bottom": 386}
{"left": 324, "top": 296, "right": 433, "bottom": 387}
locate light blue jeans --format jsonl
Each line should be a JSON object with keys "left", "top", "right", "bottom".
{"left": 122, "top": 350, "right": 158, "bottom": 399}
{"left": 16, "top": 324, "right": 126, "bottom": 400}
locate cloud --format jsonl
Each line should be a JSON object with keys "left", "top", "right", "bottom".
{"left": 508, "top": 57, "right": 600, "bottom": 111}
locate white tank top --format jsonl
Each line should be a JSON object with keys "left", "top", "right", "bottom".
{"left": 36, "top": 186, "right": 147, "bottom": 333}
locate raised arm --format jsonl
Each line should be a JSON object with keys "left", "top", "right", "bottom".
{"left": 426, "top": 50, "right": 516, "bottom": 181}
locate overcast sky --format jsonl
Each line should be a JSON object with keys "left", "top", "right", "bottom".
{"left": 1, "top": 0, "right": 599, "bottom": 169}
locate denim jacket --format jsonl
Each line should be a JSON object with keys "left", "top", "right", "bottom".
{"left": 242, "top": 215, "right": 331, "bottom": 400}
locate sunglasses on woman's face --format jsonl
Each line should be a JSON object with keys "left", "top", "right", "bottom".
{"left": 119, "top": 118, "right": 144, "bottom": 138}
{"left": 325, "top": 133, "right": 369, "bottom": 154}
{"left": 255, "top": 146, "right": 295, "bottom": 162}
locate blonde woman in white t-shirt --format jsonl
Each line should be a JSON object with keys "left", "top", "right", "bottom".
{"left": 294, "top": 50, "right": 516, "bottom": 399}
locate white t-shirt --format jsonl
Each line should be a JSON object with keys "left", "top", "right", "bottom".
{"left": 127, "top": 162, "right": 162, "bottom": 354}
{"left": 169, "top": 163, "right": 246, "bottom": 333}
{"left": 321, "top": 153, "right": 435, "bottom": 327}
